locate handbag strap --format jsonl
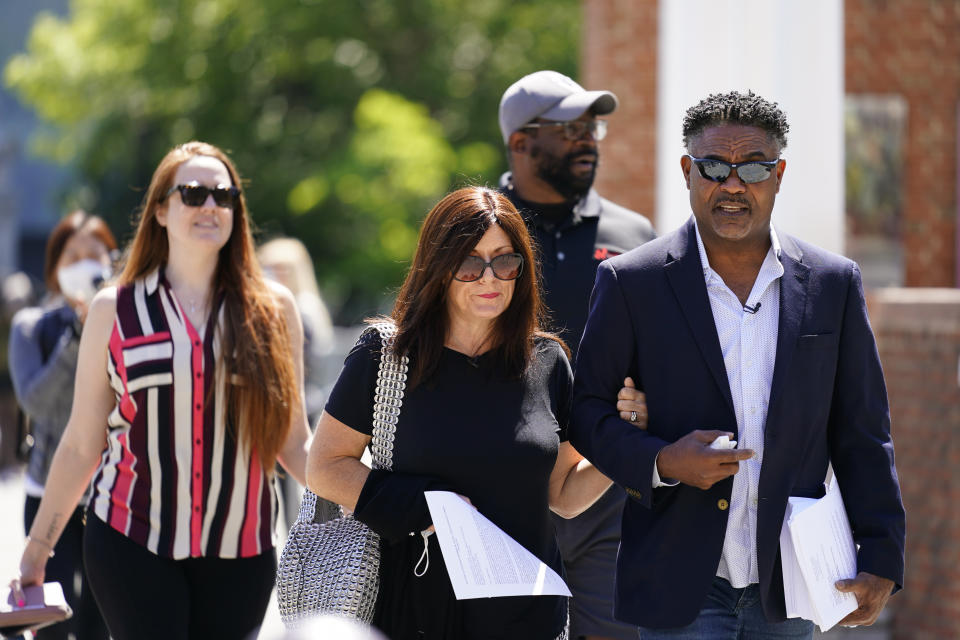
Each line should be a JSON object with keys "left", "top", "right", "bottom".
{"left": 369, "top": 320, "right": 408, "bottom": 471}
{"left": 299, "top": 320, "right": 408, "bottom": 523}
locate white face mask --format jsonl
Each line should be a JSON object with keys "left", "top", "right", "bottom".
{"left": 57, "top": 259, "right": 111, "bottom": 303}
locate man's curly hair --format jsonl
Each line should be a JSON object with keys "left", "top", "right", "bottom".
{"left": 682, "top": 91, "right": 789, "bottom": 151}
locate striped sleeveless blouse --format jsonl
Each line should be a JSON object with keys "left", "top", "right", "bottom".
{"left": 90, "top": 269, "right": 277, "bottom": 559}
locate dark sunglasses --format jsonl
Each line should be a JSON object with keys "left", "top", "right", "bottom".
{"left": 522, "top": 119, "right": 608, "bottom": 141}
{"left": 687, "top": 155, "right": 780, "bottom": 184}
{"left": 453, "top": 253, "right": 524, "bottom": 282}
{"left": 163, "top": 183, "right": 240, "bottom": 208}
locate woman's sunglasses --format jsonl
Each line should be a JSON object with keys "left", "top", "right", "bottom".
{"left": 163, "top": 183, "right": 240, "bottom": 208}
{"left": 453, "top": 253, "right": 524, "bottom": 282}
{"left": 687, "top": 156, "right": 780, "bottom": 184}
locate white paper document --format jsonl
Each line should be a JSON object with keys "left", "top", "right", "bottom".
{"left": 424, "top": 491, "right": 571, "bottom": 600}
{"left": 779, "top": 476, "right": 859, "bottom": 632}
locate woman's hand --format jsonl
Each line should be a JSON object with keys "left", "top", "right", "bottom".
{"left": 10, "top": 539, "right": 52, "bottom": 605}
{"left": 617, "top": 377, "right": 648, "bottom": 428}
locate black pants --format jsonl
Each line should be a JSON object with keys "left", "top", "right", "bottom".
{"left": 82, "top": 514, "right": 276, "bottom": 640}
{"left": 24, "top": 497, "right": 109, "bottom": 640}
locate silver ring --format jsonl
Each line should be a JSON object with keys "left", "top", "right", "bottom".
{"left": 630, "top": 411, "right": 638, "bottom": 423}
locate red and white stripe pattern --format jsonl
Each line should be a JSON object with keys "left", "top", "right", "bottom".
{"left": 91, "top": 269, "right": 277, "bottom": 559}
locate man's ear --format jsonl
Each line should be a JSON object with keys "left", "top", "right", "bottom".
{"left": 680, "top": 154, "right": 693, "bottom": 189}
{"left": 507, "top": 131, "right": 529, "bottom": 155}
{"left": 775, "top": 158, "right": 786, "bottom": 193}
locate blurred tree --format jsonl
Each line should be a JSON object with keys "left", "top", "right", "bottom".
{"left": 4, "top": 0, "right": 578, "bottom": 320}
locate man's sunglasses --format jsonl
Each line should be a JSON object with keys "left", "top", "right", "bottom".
{"left": 522, "top": 119, "right": 608, "bottom": 141}
{"left": 687, "top": 156, "right": 780, "bottom": 184}
{"left": 163, "top": 183, "right": 241, "bottom": 208}
{"left": 453, "top": 253, "right": 524, "bottom": 282}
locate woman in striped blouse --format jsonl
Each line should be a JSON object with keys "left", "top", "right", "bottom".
{"left": 13, "top": 141, "right": 313, "bottom": 639}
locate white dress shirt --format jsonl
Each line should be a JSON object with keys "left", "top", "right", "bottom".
{"left": 652, "top": 221, "right": 784, "bottom": 588}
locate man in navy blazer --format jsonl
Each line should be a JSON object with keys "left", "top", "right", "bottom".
{"left": 570, "top": 91, "right": 905, "bottom": 638}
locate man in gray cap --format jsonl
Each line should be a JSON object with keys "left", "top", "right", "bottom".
{"left": 498, "top": 70, "right": 656, "bottom": 640}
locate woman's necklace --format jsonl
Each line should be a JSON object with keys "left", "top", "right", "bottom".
{"left": 173, "top": 287, "right": 207, "bottom": 317}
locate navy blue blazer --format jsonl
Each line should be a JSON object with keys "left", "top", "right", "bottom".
{"left": 570, "top": 218, "right": 905, "bottom": 629}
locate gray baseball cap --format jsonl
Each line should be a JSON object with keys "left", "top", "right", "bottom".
{"left": 498, "top": 70, "right": 619, "bottom": 144}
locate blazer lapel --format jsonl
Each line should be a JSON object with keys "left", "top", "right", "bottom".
{"left": 664, "top": 219, "right": 735, "bottom": 415}
{"left": 766, "top": 231, "right": 810, "bottom": 419}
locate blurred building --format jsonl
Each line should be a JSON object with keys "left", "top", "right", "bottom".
{"left": 583, "top": 1, "right": 960, "bottom": 638}
{"left": 0, "top": 0, "right": 72, "bottom": 285}
{"left": 0, "top": 0, "right": 71, "bottom": 469}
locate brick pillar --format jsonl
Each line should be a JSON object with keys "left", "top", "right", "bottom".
{"left": 846, "top": 0, "right": 960, "bottom": 287}
{"left": 869, "top": 288, "right": 960, "bottom": 639}
{"left": 581, "top": 0, "right": 658, "bottom": 223}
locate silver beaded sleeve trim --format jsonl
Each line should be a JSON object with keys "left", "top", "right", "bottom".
{"left": 370, "top": 321, "right": 408, "bottom": 472}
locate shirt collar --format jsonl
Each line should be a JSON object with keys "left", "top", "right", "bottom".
{"left": 144, "top": 267, "right": 161, "bottom": 295}
{"left": 499, "top": 171, "right": 601, "bottom": 223}
{"left": 693, "top": 219, "right": 784, "bottom": 285}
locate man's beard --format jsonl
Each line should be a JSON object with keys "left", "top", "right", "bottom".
{"left": 531, "top": 146, "right": 597, "bottom": 202}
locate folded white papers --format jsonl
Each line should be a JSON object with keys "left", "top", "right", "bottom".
{"left": 709, "top": 435, "right": 737, "bottom": 450}
{"left": 779, "top": 475, "right": 859, "bottom": 632}
{"left": 424, "top": 491, "right": 571, "bottom": 600}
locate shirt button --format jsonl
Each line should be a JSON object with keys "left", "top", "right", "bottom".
{"left": 554, "top": 231, "right": 562, "bottom": 239}
{"left": 195, "top": 439, "right": 201, "bottom": 445}
{"left": 717, "top": 499, "right": 729, "bottom": 511}
{"left": 194, "top": 506, "right": 200, "bottom": 512}
{"left": 196, "top": 403, "right": 201, "bottom": 410}
{"left": 752, "top": 497, "right": 759, "bottom": 507}
{"left": 557, "top": 251, "right": 565, "bottom": 261}
{"left": 194, "top": 340, "right": 200, "bottom": 347}
{"left": 196, "top": 372, "right": 202, "bottom": 379}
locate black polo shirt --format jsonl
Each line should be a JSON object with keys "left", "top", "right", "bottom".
{"left": 500, "top": 172, "right": 657, "bottom": 358}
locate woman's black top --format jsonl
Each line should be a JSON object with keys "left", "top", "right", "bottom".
{"left": 325, "top": 330, "right": 572, "bottom": 640}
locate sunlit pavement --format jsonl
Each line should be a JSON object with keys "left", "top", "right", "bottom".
{"left": 0, "top": 468, "right": 24, "bottom": 582}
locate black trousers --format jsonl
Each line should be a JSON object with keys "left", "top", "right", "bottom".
{"left": 24, "top": 497, "right": 109, "bottom": 640}
{"left": 82, "top": 514, "right": 276, "bottom": 640}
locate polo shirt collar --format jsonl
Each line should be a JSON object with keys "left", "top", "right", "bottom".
{"left": 499, "top": 171, "right": 601, "bottom": 225}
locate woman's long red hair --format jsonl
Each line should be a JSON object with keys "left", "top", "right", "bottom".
{"left": 119, "top": 141, "right": 298, "bottom": 473}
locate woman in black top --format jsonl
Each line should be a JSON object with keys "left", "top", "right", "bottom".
{"left": 307, "top": 187, "right": 646, "bottom": 639}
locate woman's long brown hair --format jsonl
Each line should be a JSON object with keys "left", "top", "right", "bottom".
{"left": 119, "top": 141, "right": 298, "bottom": 473}
{"left": 390, "top": 186, "right": 564, "bottom": 387}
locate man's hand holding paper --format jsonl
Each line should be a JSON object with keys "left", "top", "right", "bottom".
{"left": 655, "top": 430, "right": 754, "bottom": 490}
{"left": 835, "top": 572, "right": 895, "bottom": 627}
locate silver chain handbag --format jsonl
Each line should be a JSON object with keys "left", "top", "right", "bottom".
{"left": 277, "top": 321, "right": 408, "bottom": 628}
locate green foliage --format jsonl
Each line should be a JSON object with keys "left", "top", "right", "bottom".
{"left": 5, "top": 0, "right": 579, "bottom": 319}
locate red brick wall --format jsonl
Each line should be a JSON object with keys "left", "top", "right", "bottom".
{"left": 585, "top": 0, "right": 960, "bottom": 284}
{"left": 846, "top": 0, "right": 960, "bottom": 287}
{"left": 581, "top": 0, "right": 658, "bottom": 222}
{"left": 869, "top": 289, "right": 960, "bottom": 639}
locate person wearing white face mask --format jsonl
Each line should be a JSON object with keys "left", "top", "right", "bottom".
{"left": 7, "top": 210, "right": 116, "bottom": 640}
